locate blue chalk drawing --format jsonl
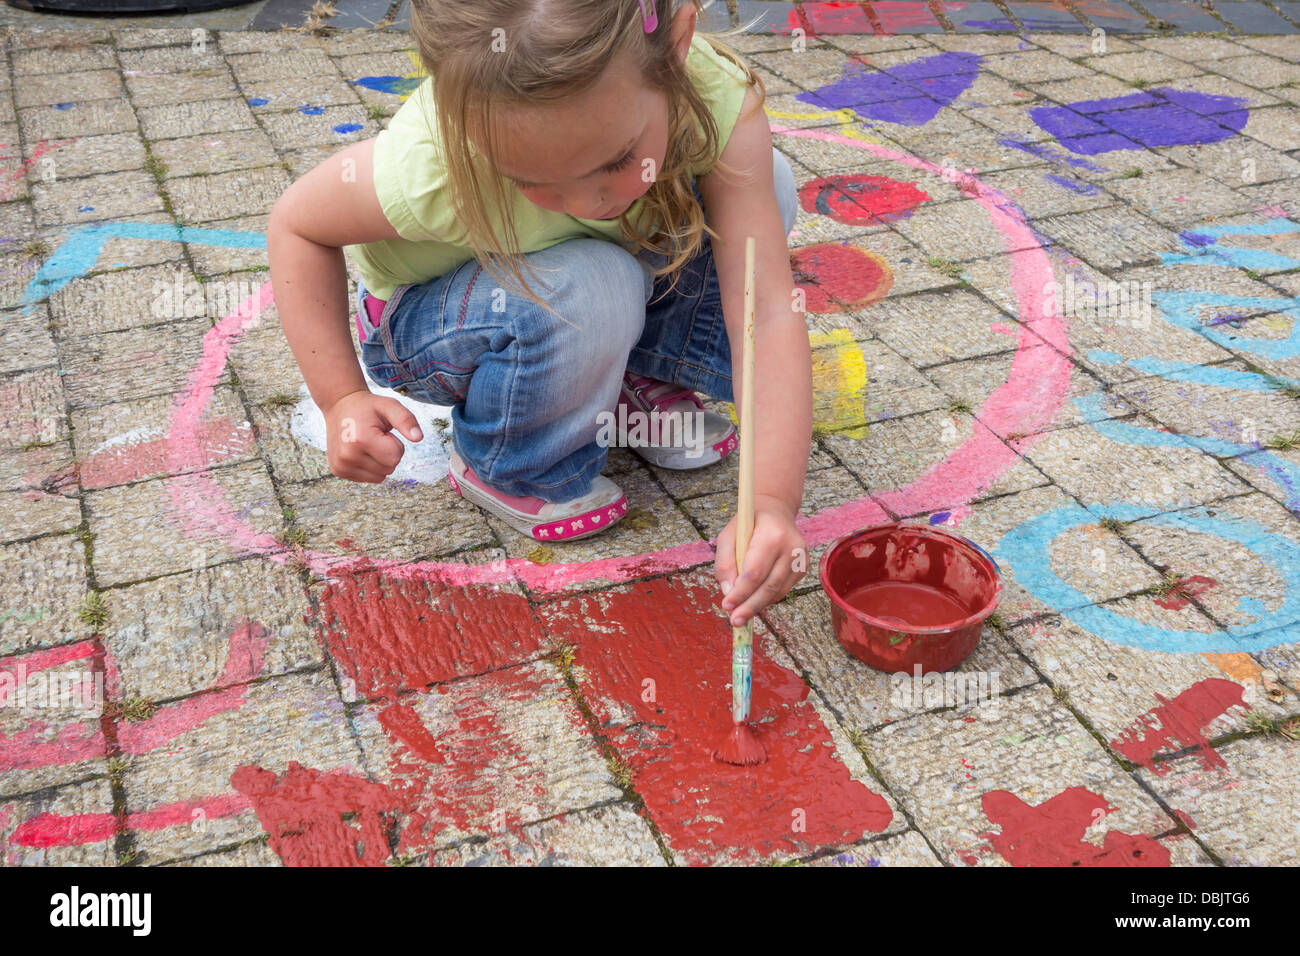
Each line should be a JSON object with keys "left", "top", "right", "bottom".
{"left": 996, "top": 504, "right": 1300, "bottom": 652}
{"left": 19, "top": 222, "right": 266, "bottom": 312}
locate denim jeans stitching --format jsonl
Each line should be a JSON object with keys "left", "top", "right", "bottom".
{"left": 456, "top": 264, "right": 484, "bottom": 331}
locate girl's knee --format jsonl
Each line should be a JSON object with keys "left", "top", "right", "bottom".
{"left": 516, "top": 238, "right": 645, "bottom": 355}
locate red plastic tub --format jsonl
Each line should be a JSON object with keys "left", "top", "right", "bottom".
{"left": 819, "top": 523, "right": 1002, "bottom": 674}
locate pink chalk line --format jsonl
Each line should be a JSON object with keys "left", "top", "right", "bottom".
{"left": 163, "top": 131, "right": 1071, "bottom": 594}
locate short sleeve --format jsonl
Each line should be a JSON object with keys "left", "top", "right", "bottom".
{"left": 371, "top": 79, "right": 469, "bottom": 245}
{"left": 685, "top": 35, "right": 752, "bottom": 177}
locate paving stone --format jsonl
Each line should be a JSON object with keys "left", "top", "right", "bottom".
{"left": 1163, "top": 135, "right": 1300, "bottom": 186}
{"left": 860, "top": 684, "right": 1188, "bottom": 865}
{"left": 1006, "top": 611, "right": 1283, "bottom": 746}
{"left": 1083, "top": 50, "right": 1204, "bottom": 84}
{"left": 867, "top": 1, "right": 946, "bottom": 34}
{"left": 735, "top": 0, "right": 797, "bottom": 35}
{"left": 829, "top": 288, "right": 1020, "bottom": 365}
{"left": 113, "top": 28, "right": 195, "bottom": 50}
{"left": 1205, "top": 53, "right": 1300, "bottom": 89}
{"left": 185, "top": 219, "right": 269, "bottom": 277}
{"left": 165, "top": 166, "right": 292, "bottom": 225}
{"left": 0, "top": 533, "right": 88, "bottom": 656}
{"left": 124, "top": 68, "right": 240, "bottom": 108}
{"left": 259, "top": 104, "right": 376, "bottom": 150}
{"left": 12, "top": 44, "right": 116, "bottom": 77}
{"left": 101, "top": 556, "right": 321, "bottom": 702}
{"left": 1068, "top": 0, "right": 1155, "bottom": 34}
{"left": 164, "top": 839, "right": 281, "bottom": 866}
{"left": 1028, "top": 72, "right": 1147, "bottom": 106}
{"left": 1103, "top": 167, "right": 1254, "bottom": 229}
{"left": 280, "top": 472, "right": 496, "bottom": 563}
{"left": 1006, "top": 3, "right": 1089, "bottom": 32}
{"left": 965, "top": 101, "right": 1060, "bottom": 140}
{"left": 121, "top": 669, "right": 363, "bottom": 864}
{"left": 215, "top": 31, "right": 324, "bottom": 55}
{"left": 1240, "top": 106, "right": 1300, "bottom": 151}
{"left": 71, "top": 386, "right": 255, "bottom": 490}
{"left": 30, "top": 168, "right": 163, "bottom": 229}
{"left": 0, "top": 366, "right": 65, "bottom": 449}
{"left": 1027, "top": 32, "right": 1141, "bottom": 56}
{"left": 1137, "top": 734, "right": 1299, "bottom": 866}
{"left": 1233, "top": 35, "right": 1300, "bottom": 58}
{"left": 979, "top": 164, "right": 1119, "bottom": 217}
{"left": 60, "top": 316, "right": 229, "bottom": 410}
{"left": 13, "top": 68, "right": 122, "bottom": 109}
{"left": 823, "top": 408, "right": 1050, "bottom": 514}
{"left": 226, "top": 49, "right": 338, "bottom": 85}
{"left": 249, "top": 403, "right": 331, "bottom": 485}
{"left": 0, "top": 638, "right": 108, "bottom": 796}
{"left": 943, "top": 1, "right": 1019, "bottom": 31}
{"left": 0, "top": 444, "right": 81, "bottom": 547}
{"left": 428, "top": 801, "right": 665, "bottom": 867}
{"left": 1, "top": 777, "right": 116, "bottom": 865}
{"left": 1017, "top": 418, "right": 1253, "bottom": 519}
{"left": 138, "top": 96, "right": 258, "bottom": 141}
{"left": 23, "top": 130, "right": 146, "bottom": 182}
{"left": 1139, "top": 0, "right": 1226, "bottom": 33}
{"left": 651, "top": 419, "right": 837, "bottom": 501}
{"left": 351, "top": 660, "right": 622, "bottom": 856}
{"left": 806, "top": 828, "right": 943, "bottom": 865}
{"left": 924, "top": 347, "right": 1137, "bottom": 439}
{"left": 1136, "top": 36, "right": 1263, "bottom": 63}
{"left": 85, "top": 459, "right": 283, "bottom": 586}
{"left": 984, "top": 50, "right": 1096, "bottom": 84}
{"left": 1112, "top": 359, "right": 1300, "bottom": 453}
{"left": 223, "top": 311, "right": 309, "bottom": 406}
{"left": 118, "top": 45, "right": 227, "bottom": 75}
{"left": 0, "top": 304, "right": 56, "bottom": 374}
{"left": 50, "top": 262, "right": 201, "bottom": 336}
{"left": 152, "top": 127, "right": 279, "bottom": 179}
{"left": 1035, "top": 206, "right": 1180, "bottom": 270}
{"left": 1121, "top": 493, "right": 1300, "bottom": 638}
{"left": 764, "top": 588, "right": 1038, "bottom": 732}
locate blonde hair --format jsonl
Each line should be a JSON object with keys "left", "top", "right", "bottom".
{"left": 407, "top": 0, "right": 766, "bottom": 320}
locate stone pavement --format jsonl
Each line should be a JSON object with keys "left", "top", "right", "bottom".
{"left": 1, "top": 7, "right": 1298, "bottom": 867}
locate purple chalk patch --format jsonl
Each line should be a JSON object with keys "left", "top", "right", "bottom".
{"left": 1045, "top": 174, "right": 1099, "bottom": 196}
{"left": 929, "top": 512, "right": 952, "bottom": 525}
{"left": 1178, "top": 231, "right": 1214, "bottom": 248}
{"left": 1031, "top": 87, "right": 1248, "bottom": 154}
{"left": 798, "top": 51, "right": 981, "bottom": 127}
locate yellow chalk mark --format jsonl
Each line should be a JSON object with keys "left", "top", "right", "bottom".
{"left": 725, "top": 328, "right": 870, "bottom": 438}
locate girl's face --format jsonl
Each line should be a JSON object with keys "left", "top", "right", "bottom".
{"left": 487, "top": 56, "right": 671, "bottom": 221}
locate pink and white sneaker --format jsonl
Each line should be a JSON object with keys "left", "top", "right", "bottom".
{"left": 618, "top": 372, "right": 738, "bottom": 470}
{"left": 447, "top": 448, "right": 628, "bottom": 541}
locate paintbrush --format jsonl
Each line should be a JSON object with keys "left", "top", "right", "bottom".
{"left": 713, "top": 235, "right": 767, "bottom": 767}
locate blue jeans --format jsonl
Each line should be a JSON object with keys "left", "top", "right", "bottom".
{"left": 356, "top": 146, "right": 799, "bottom": 502}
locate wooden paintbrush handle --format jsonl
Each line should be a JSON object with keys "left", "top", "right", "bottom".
{"left": 736, "top": 236, "right": 756, "bottom": 572}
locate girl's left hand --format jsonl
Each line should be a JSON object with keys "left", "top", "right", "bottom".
{"left": 714, "top": 495, "right": 808, "bottom": 627}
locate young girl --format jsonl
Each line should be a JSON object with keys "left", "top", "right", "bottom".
{"left": 268, "top": 0, "right": 813, "bottom": 627}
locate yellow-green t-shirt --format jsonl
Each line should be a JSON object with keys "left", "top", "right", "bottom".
{"left": 344, "top": 33, "right": 751, "bottom": 301}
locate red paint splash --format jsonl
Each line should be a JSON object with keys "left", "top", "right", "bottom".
{"left": 793, "top": 243, "right": 893, "bottom": 313}
{"left": 799, "top": 174, "right": 931, "bottom": 226}
{"left": 318, "top": 568, "right": 545, "bottom": 700}
{"left": 794, "top": 1, "right": 873, "bottom": 35}
{"left": 1110, "top": 679, "right": 1249, "bottom": 774}
{"left": 231, "top": 762, "right": 400, "bottom": 867}
{"left": 980, "top": 788, "right": 1170, "bottom": 866}
{"left": 80, "top": 419, "right": 253, "bottom": 489}
{"left": 1152, "top": 574, "right": 1218, "bottom": 610}
{"left": 544, "top": 576, "right": 892, "bottom": 865}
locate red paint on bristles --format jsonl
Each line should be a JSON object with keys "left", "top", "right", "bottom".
{"left": 712, "top": 721, "right": 766, "bottom": 766}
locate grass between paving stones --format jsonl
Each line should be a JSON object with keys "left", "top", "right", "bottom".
{"left": 77, "top": 591, "right": 109, "bottom": 629}
{"left": 544, "top": 639, "right": 675, "bottom": 864}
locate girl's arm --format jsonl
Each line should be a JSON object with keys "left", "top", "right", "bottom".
{"left": 698, "top": 85, "right": 815, "bottom": 625}
{"left": 267, "top": 138, "right": 425, "bottom": 482}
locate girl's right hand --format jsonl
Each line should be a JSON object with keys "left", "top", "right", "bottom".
{"left": 323, "top": 389, "right": 424, "bottom": 483}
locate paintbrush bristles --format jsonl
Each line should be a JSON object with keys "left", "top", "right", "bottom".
{"left": 713, "top": 721, "right": 767, "bottom": 766}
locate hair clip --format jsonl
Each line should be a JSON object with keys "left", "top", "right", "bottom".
{"left": 639, "top": 0, "right": 658, "bottom": 33}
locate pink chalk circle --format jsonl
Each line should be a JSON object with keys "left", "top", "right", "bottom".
{"left": 164, "top": 130, "right": 1071, "bottom": 594}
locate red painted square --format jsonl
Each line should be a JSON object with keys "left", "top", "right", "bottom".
{"left": 799, "top": 1, "right": 874, "bottom": 34}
